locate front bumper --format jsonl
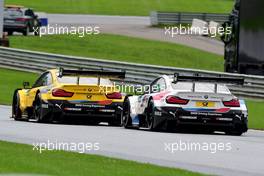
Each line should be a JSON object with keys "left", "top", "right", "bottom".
{"left": 42, "top": 100, "right": 123, "bottom": 120}
{"left": 152, "top": 106, "right": 248, "bottom": 132}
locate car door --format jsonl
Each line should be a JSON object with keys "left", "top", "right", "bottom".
{"left": 150, "top": 77, "right": 167, "bottom": 107}
{"left": 26, "top": 72, "right": 52, "bottom": 107}
{"left": 137, "top": 77, "right": 167, "bottom": 114}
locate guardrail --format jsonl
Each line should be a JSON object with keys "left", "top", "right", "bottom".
{"left": 150, "top": 11, "right": 229, "bottom": 25}
{"left": 0, "top": 47, "right": 264, "bottom": 99}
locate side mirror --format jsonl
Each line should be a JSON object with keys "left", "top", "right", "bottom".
{"left": 23, "top": 82, "right": 30, "bottom": 89}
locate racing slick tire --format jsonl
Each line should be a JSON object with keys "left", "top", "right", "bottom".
{"left": 226, "top": 123, "right": 247, "bottom": 136}
{"left": 33, "top": 93, "right": 48, "bottom": 123}
{"left": 12, "top": 90, "right": 22, "bottom": 121}
{"left": 122, "top": 98, "right": 132, "bottom": 129}
{"left": 225, "top": 129, "right": 243, "bottom": 136}
{"left": 146, "top": 99, "right": 155, "bottom": 131}
{"left": 8, "top": 31, "right": 13, "bottom": 36}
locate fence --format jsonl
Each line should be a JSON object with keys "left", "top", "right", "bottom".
{"left": 0, "top": 47, "right": 264, "bottom": 99}
{"left": 150, "top": 11, "right": 229, "bottom": 25}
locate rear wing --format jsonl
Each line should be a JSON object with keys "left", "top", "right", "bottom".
{"left": 5, "top": 5, "right": 24, "bottom": 9}
{"left": 58, "top": 68, "right": 126, "bottom": 79}
{"left": 173, "top": 73, "right": 244, "bottom": 93}
{"left": 173, "top": 73, "right": 244, "bottom": 85}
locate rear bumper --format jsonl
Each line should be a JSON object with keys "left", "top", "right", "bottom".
{"left": 41, "top": 100, "right": 123, "bottom": 121}
{"left": 4, "top": 25, "right": 27, "bottom": 31}
{"left": 153, "top": 106, "right": 248, "bottom": 132}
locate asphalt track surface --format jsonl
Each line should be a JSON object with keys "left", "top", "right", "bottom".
{"left": 0, "top": 105, "right": 263, "bottom": 176}
{"left": 47, "top": 14, "right": 224, "bottom": 55}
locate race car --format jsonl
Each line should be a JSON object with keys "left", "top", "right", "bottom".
{"left": 12, "top": 68, "right": 126, "bottom": 125}
{"left": 122, "top": 73, "right": 248, "bottom": 135}
{"left": 4, "top": 5, "right": 41, "bottom": 36}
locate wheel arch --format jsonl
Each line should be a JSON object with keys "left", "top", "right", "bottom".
{"left": 12, "top": 89, "right": 22, "bottom": 103}
{"left": 125, "top": 95, "right": 140, "bottom": 116}
{"left": 143, "top": 96, "right": 154, "bottom": 115}
{"left": 33, "top": 90, "right": 41, "bottom": 106}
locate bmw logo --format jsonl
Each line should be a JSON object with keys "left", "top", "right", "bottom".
{"left": 87, "top": 95, "right": 92, "bottom": 99}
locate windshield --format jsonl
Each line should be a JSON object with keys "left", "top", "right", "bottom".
{"left": 4, "top": 9, "right": 23, "bottom": 17}
{"left": 172, "top": 82, "right": 230, "bottom": 94}
{"left": 57, "top": 76, "right": 113, "bottom": 86}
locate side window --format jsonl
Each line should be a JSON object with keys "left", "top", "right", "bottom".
{"left": 151, "top": 78, "right": 166, "bottom": 93}
{"left": 46, "top": 73, "right": 53, "bottom": 86}
{"left": 33, "top": 72, "right": 52, "bottom": 88}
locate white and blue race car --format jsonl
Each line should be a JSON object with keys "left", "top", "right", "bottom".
{"left": 122, "top": 73, "right": 248, "bottom": 135}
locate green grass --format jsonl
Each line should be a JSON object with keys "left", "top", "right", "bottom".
{"left": 247, "top": 100, "right": 264, "bottom": 130}
{"left": 0, "top": 140, "right": 204, "bottom": 176}
{"left": 5, "top": 0, "right": 233, "bottom": 16}
{"left": 0, "top": 68, "right": 264, "bottom": 130}
{"left": 9, "top": 34, "right": 224, "bottom": 72}
{"left": 0, "top": 68, "right": 38, "bottom": 105}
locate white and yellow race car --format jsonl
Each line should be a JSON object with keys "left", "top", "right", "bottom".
{"left": 12, "top": 68, "right": 125, "bottom": 125}
{"left": 123, "top": 73, "right": 248, "bottom": 135}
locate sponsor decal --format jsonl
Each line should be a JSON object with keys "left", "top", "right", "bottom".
{"left": 64, "top": 108, "right": 82, "bottom": 111}
{"left": 216, "top": 118, "right": 233, "bottom": 121}
{"left": 99, "top": 109, "right": 115, "bottom": 113}
{"left": 154, "top": 111, "right": 162, "bottom": 116}
{"left": 179, "top": 116, "right": 198, "bottom": 120}
{"left": 41, "top": 104, "right": 48, "bottom": 109}
{"left": 184, "top": 108, "right": 230, "bottom": 113}
{"left": 69, "top": 100, "right": 112, "bottom": 106}
{"left": 75, "top": 104, "right": 105, "bottom": 108}
{"left": 190, "top": 112, "right": 223, "bottom": 117}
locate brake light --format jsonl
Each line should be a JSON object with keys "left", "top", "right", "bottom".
{"left": 106, "top": 92, "right": 122, "bottom": 99}
{"left": 15, "top": 18, "right": 28, "bottom": 22}
{"left": 52, "top": 89, "right": 74, "bottom": 97}
{"left": 166, "top": 96, "right": 189, "bottom": 105}
{"left": 223, "top": 99, "right": 240, "bottom": 107}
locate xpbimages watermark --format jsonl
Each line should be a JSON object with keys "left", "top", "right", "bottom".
{"left": 100, "top": 82, "right": 166, "bottom": 94}
{"left": 164, "top": 24, "right": 232, "bottom": 38}
{"left": 33, "top": 140, "right": 100, "bottom": 154}
{"left": 33, "top": 24, "right": 100, "bottom": 37}
{"left": 164, "top": 140, "right": 232, "bottom": 154}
